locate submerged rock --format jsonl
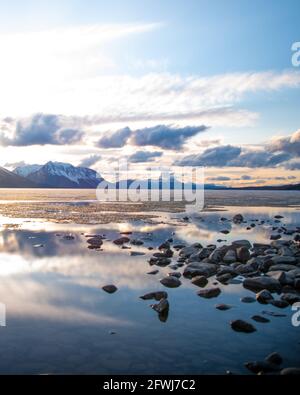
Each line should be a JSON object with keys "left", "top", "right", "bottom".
{"left": 265, "top": 352, "right": 283, "bottom": 366}
{"left": 147, "top": 270, "right": 159, "bottom": 275}
{"left": 151, "top": 298, "right": 169, "bottom": 314}
{"left": 233, "top": 214, "right": 244, "bottom": 224}
{"left": 240, "top": 296, "right": 256, "bottom": 303}
{"left": 102, "top": 285, "right": 118, "bottom": 294}
{"left": 280, "top": 368, "right": 300, "bottom": 375}
{"left": 215, "top": 303, "right": 232, "bottom": 311}
{"left": 230, "top": 319, "right": 256, "bottom": 333}
{"left": 113, "top": 237, "right": 130, "bottom": 245}
{"left": 140, "top": 291, "right": 168, "bottom": 301}
{"left": 251, "top": 315, "right": 270, "bottom": 323}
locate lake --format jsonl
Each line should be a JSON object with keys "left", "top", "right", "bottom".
{"left": 0, "top": 189, "right": 300, "bottom": 374}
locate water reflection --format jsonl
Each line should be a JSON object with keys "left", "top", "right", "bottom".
{"left": 0, "top": 206, "right": 300, "bottom": 374}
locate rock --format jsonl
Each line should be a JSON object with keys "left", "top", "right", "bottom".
{"left": 281, "top": 293, "right": 300, "bottom": 304}
{"left": 216, "top": 273, "right": 232, "bottom": 284}
{"left": 87, "top": 237, "right": 103, "bottom": 249}
{"left": 183, "top": 262, "right": 218, "bottom": 278}
{"left": 295, "top": 278, "right": 300, "bottom": 290}
{"left": 147, "top": 270, "right": 159, "bottom": 275}
{"left": 158, "top": 241, "right": 170, "bottom": 250}
{"left": 191, "top": 275, "right": 208, "bottom": 287}
{"left": 233, "top": 214, "right": 244, "bottom": 224}
{"left": 265, "top": 352, "right": 283, "bottom": 366}
{"left": 220, "top": 229, "right": 230, "bottom": 234}
{"left": 140, "top": 291, "right": 168, "bottom": 301}
{"left": 270, "top": 234, "right": 281, "bottom": 240}
{"left": 63, "top": 234, "right": 75, "bottom": 240}
{"left": 215, "top": 303, "right": 232, "bottom": 311}
{"left": 223, "top": 249, "right": 237, "bottom": 264}
{"left": 168, "top": 272, "right": 181, "bottom": 278}
{"left": 230, "top": 319, "right": 256, "bottom": 333}
{"left": 208, "top": 246, "right": 228, "bottom": 263}
{"left": 130, "top": 251, "right": 145, "bottom": 256}
{"left": 151, "top": 298, "right": 169, "bottom": 314}
{"left": 256, "top": 289, "right": 274, "bottom": 304}
{"left": 280, "top": 368, "right": 300, "bottom": 375}
{"left": 232, "top": 240, "right": 252, "bottom": 249}
{"left": 267, "top": 270, "right": 290, "bottom": 285}
{"left": 251, "top": 315, "right": 270, "bottom": 323}
{"left": 269, "top": 299, "right": 289, "bottom": 308}
{"left": 269, "top": 264, "right": 298, "bottom": 272}
{"left": 197, "top": 287, "right": 221, "bottom": 298}
{"left": 243, "top": 276, "right": 281, "bottom": 292}
{"left": 113, "top": 237, "right": 130, "bottom": 245}
{"left": 160, "top": 276, "right": 182, "bottom": 288}
{"left": 179, "top": 245, "right": 201, "bottom": 259}
{"left": 102, "top": 285, "right": 118, "bottom": 294}
{"left": 130, "top": 239, "right": 144, "bottom": 246}
{"left": 262, "top": 310, "right": 286, "bottom": 317}
{"left": 270, "top": 256, "right": 296, "bottom": 265}
{"left": 240, "top": 296, "right": 256, "bottom": 303}
{"left": 245, "top": 361, "right": 279, "bottom": 374}
{"left": 274, "top": 215, "right": 284, "bottom": 219}
{"left": 236, "top": 247, "right": 250, "bottom": 263}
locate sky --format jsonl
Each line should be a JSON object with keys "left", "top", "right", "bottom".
{"left": 0, "top": 0, "right": 299, "bottom": 186}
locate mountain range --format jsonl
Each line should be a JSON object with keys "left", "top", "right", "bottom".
{"left": 0, "top": 161, "right": 299, "bottom": 190}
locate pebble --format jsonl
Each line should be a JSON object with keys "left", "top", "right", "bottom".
{"left": 230, "top": 319, "right": 256, "bottom": 333}
{"left": 102, "top": 285, "right": 118, "bottom": 294}
{"left": 197, "top": 287, "right": 221, "bottom": 298}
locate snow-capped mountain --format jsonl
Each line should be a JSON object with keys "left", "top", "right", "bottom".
{"left": 14, "top": 164, "right": 42, "bottom": 178}
{"left": 14, "top": 161, "right": 103, "bottom": 188}
{"left": 0, "top": 166, "right": 38, "bottom": 188}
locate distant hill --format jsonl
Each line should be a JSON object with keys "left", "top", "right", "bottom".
{"left": 14, "top": 161, "right": 103, "bottom": 188}
{"left": 0, "top": 166, "right": 38, "bottom": 188}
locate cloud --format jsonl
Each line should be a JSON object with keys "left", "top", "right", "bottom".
{"left": 208, "top": 176, "right": 231, "bottom": 181}
{"left": 285, "top": 161, "right": 300, "bottom": 170}
{"left": 97, "top": 127, "right": 131, "bottom": 148}
{"left": 176, "top": 145, "right": 241, "bottom": 166}
{"left": 269, "top": 129, "right": 300, "bottom": 156}
{"left": 0, "top": 114, "right": 83, "bottom": 146}
{"left": 4, "top": 160, "right": 26, "bottom": 169}
{"left": 128, "top": 150, "right": 163, "bottom": 163}
{"left": 241, "top": 175, "right": 252, "bottom": 180}
{"left": 79, "top": 154, "right": 102, "bottom": 168}
{"left": 230, "top": 151, "right": 291, "bottom": 168}
{"left": 131, "top": 125, "right": 208, "bottom": 150}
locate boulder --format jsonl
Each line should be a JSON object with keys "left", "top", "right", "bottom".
{"left": 256, "top": 289, "right": 274, "bottom": 304}
{"left": 160, "top": 276, "right": 182, "bottom": 288}
{"left": 197, "top": 287, "right": 221, "bottom": 298}
{"left": 191, "top": 275, "right": 208, "bottom": 287}
{"left": 223, "top": 249, "right": 237, "bottom": 264}
{"left": 243, "top": 276, "right": 281, "bottom": 292}
{"left": 236, "top": 246, "right": 250, "bottom": 263}
{"left": 232, "top": 239, "right": 252, "bottom": 249}
{"left": 230, "top": 319, "right": 256, "bottom": 333}
{"left": 183, "top": 262, "right": 218, "bottom": 278}
{"left": 140, "top": 291, "right": 168, "bottom": 301}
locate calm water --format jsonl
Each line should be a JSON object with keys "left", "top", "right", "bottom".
{"left": 0, "top": 191, "right": 300, "bottom": 374}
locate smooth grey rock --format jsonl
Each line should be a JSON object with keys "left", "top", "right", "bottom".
{"left": 223, "top": 249, "right": 237, "bottom": 264}
{"left": 183, "top": 262, "right": 218, "bottom": 278}
{"left": 151, "top": 298, "right": 169, "bottom": 314}
{"left": 160, "top": 276, "right": 182, "bottom": 288}
{"left": 240, "top": 296, "right": 256, "bottom": 303}
{"left": 243, "top": 276, "right": 281, "bottom": 292}
{"left": 237, "top": 247, "right": 250, "bottom": 263}
{"left": 270, "top": 299, "right": 289, "bottom": 308}
{"left": 271, "top": 256, "right": 296, "bottom": 265}
{"left": 232, "top": 239, "right": 252, "bottom": 249}
{"left": 197, "top": 287, "right": 221, "bottom": 298}
{"left": 191, "top": 275, "right": 208, "bottom": 287}
{"left": 265, "top": 352, "right": 283, "bottom": 366}
{"left": 140, "top": 291, "right": 168, "bottom": 301}
{"left": 256, "top": 289, "right": 274, "bottom": 304}
{"left": 281, "top": 293, "right": 300, "bottom": 304}
{"left": 215, "top": 303, "right": 232, "bottom": 311}
{"left": 233, "top": 214, "right": 244, "bottom": 224}
{"left": 102, "top": 285, "right": 118, "bottom": 294}
{"left": 230, "top": 319, "right": 256, "bottom": 333}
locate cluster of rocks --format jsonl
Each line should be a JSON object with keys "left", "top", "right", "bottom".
{"left": 245, "top": 351, "right": 300, "bottom": 375}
